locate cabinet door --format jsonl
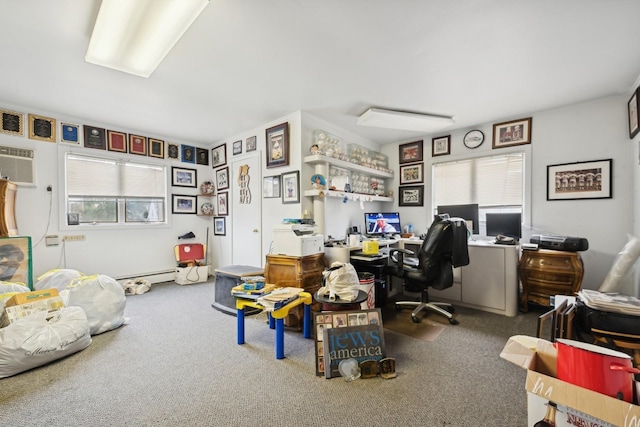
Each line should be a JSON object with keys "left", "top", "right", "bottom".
{"left": 461, "top": 246, "right": 505, "bottom": 310}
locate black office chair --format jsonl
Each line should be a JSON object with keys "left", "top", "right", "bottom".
{"left": 386, "top": 214, "right": 470, "bottom": 325}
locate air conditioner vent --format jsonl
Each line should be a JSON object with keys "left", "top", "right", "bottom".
{"left": 0, "top": 145, "right": 35, "bottom": 185}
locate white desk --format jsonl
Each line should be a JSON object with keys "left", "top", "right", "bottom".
{"left": 394, "top": 238, "right": 519, "bottom": 317}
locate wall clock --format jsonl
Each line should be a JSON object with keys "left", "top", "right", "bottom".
{"left": 463, "top": 130, "right": 484, "bottom": 149}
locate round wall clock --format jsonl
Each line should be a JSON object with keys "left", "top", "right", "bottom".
{"left": 463, "top": 130, "right": 484, "bottom": 149}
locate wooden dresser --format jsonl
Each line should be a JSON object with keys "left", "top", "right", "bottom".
{"left": 264, "top": 252, "right": 326, "bottom": 327}
{"left": 519, "top": 248, "right": 584, "bottom": 312}
{"left": 0, "top": 180, "right": 18, "bottom": 236}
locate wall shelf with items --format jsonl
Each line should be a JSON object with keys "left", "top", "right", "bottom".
{"left": 197, "top": 196, "right": 215, "bottom": 217}
{"left": 303, "top": 189, "right": 393, "bottom": 202}
{"left": 304, "top": 155, "right": 393, "bottom": 179}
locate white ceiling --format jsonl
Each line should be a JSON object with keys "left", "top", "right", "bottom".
{"left": 2, "top": 0, "right": 640, "bottom": 146}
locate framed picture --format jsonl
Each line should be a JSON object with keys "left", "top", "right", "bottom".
{"left": 432, "top": 135, "right": 450, "bottom": 157}
{"left": 215, "top": 166, "right": 229, "bottom": 190}
{"left": 28, "top": 113, "right": 56, "bottom": 142}
{"left": 196, "top": 147, "right": 208, "bottom": 165}
{"left": 492, "top": 117, "right": 532, "bottom": 149}
{"left": 217, "top": 192, "right": 228, "bottom": 216}
{"left": 629, "top": 88, "right": 640, "bottom": 139}
{"left": 398, "top": 185, "right": 424, "bottom": 206}
{"left": 167, "top": 143, "right": 179, "bottom": 159}
{"left": 83, "top": 125, "right": 106, "bottom": 150}
{"left": 107, "top": 130, "right": 127, "bottom": 152}
{"left": 263, "top": 175, "right": 281, "bottom": 198}
{"left": 0, "top": 109, "right": 24, "bottom": 136}
{"left": 0, "top": 236, "right": 33, "bottom": 289}
{"left": 399, "top": 163, "right": 424, "bottom": 185}
{"left": 129, "top": 134, "right": 147, "bottom": 155}
{"left": 212, "top": 144, "right": 227, "bottom": 168}
{"left": 181, "top": 144, "right": 195, "bottom": 163}
{"left": 265, "top": 122, "right": 289, "bottom": 168}
{"left": 399, "top": 141, "right": 423, "bottom": 164}
{"left": 246, "top": 135, "right": 257, "bottom": 152}
{"left": 281, "top": 170, "right": 300, "bottom": 204}
{"left": 60, "top": 122, "right": 80, "bottom": 144}
{"left": 172, "top": 194, "right": 197, "bottom": 214}
{"left": 233, "top": 140, "right": 242, "bottom": 155}
{"left": 546, "top": 159, "right": 612, "bottom": 201}
{"left": 214, "top": 217, "right": 226, "bottom": 236}
{"left": 172, "top": 166, "right": 197, "bottom": 188}
{"left": 149, "top": 138, "right": 164, "bottom": 158}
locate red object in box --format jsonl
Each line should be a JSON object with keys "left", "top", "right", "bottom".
{"left": 174, "top": 244, "right": 206, "bottom": 263}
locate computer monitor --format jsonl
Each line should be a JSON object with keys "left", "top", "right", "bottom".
{"left": 485, "top": 212, "right": 522, "bottom": 240}
{"left": 364, "top": 212, "right": 401, "bottom": 235}
{"left": 436, "top": 204, "right": 479, "bottom": 234}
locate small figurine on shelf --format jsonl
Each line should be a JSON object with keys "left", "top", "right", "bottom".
{"left": 311, "top": 174, "right": 326, "bottom": 190}
{"left": 310, "top": 144, "right": 321, "bottom": 155}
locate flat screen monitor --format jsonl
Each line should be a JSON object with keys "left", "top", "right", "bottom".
{"left": 364, "top": 212, "right": 401, "bottom": 235}
{"left": 436, "top": 204, "right": 479, "bottom": 234}
{"left": 485, "top": 212, "right": 522, "bottom": 240}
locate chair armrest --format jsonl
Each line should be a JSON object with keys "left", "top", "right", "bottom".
{"left": 388, "top": 248, "right": 415, "bottom": 265}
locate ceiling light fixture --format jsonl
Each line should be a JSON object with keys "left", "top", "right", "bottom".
{"left": 85, "top": 0, "right": 209, "bottom": 78}
{"left": 357, "top": 108, "right": 455, "bottom": 133}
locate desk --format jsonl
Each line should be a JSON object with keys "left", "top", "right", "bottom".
{"left": 235, "top": 292, "right": 312, "bottom": 359}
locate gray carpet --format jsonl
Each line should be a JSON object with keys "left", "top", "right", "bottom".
{"left": 0, "top": 280, "right": 540, "bottom": 426}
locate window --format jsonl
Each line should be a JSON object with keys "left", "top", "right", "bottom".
{"left": 432, "top": 153, "right": 524, "bottom": 234}
{"left": 66, "top": 153, "right": 167, "bottom": 225}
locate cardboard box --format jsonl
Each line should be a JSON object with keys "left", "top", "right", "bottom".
{"left": 5, "top": 288, "right": 59, "bottom": 308}
{"left": 175, "top": 265, "right": 209, "bottom": 285}
{"left": 501, "top": 335, "right": 640, "bottom": 426}
{"left": 1, "top": 295, "right": 65, "bottom": 327}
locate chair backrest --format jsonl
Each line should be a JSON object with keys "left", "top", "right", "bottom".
{"left": 416, "top": 214, "right": 470, "bottom": 280}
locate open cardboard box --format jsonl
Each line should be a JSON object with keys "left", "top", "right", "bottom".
{"left": 501, "top": 335, "right": 640, "bottom": 426}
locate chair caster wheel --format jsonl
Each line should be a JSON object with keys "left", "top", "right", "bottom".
{"left": 446, "top": 306, "right": 455, "bottom": 313}
{"left": 411, "top": 316, "right": 420, "bottom": 323}
{"left": 448, "top": 318, "right": 459, "bottom": 325}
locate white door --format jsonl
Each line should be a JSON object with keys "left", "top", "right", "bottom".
{"left": 231, "top": 153, "right": 262, "bottom": 266}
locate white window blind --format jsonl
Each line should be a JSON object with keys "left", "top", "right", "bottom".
{"left": 433, "top": 153, "right": 523, "bottom": 208}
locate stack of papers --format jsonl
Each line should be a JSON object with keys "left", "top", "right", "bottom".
{"left": 257, "top": 287, "right": 304, "bottom": 310}
{"left": 578, "top": 289, "right": 640, "bottom": 316}
{"left": 231, "top": 283, "right": 276, "bottom": 300}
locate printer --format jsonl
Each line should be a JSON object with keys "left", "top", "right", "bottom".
{"left": 272, "top": 224, "right": 324, "bottom": 256}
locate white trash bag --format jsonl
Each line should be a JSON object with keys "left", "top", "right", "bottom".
{"left": 67, "top": 274, "right": 126, "bottom": 335}
{"left": 35, "top": 269, "right": 84, "bottom": 292}
{"left": 317, "top": 262, "right": 360, "bottom": 302}
{"left": 0, "top": 306, "right": 91, "bottom": 378}
{"left": 0, "top": 282, "right": 31, "bottom": 312}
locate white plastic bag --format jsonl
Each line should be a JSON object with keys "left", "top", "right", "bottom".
{"left": 599, "top": 234, "right": 640, "bottom": 293}
{"left": 0, "top": 306, "right": 91, "bottom": 378}
{"left": 35, "top": 269, "right": 84, "bottom": 292}
{"left": 318, "top": 262, "right": 359, "bottom": 302}
{"left": 67, "top": 274, "right": 126, "bottom": 335}
{"left": 0, "top": 282, "right": 30, "bottom": 312}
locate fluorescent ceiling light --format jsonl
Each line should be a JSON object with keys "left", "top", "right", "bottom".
{"left": 357, "top": 108, "right": 455, "bottom": 133}
{"left": 85, "top": 0, "right": 209, "bottom": 78}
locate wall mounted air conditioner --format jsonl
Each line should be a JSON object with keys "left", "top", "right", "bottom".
{"left": 0, "top": 145, "right": 35, "bottom": 186}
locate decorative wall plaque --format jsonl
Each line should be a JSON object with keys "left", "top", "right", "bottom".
{"left": 28, "top": 114, "right": 56, "bottom": 142}
{"left": 1, "top": 109, "right": 24, "bottom": 136}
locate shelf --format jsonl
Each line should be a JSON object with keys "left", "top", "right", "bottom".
{"left": 304, "top": 189, "right": 393, "bottom": 202}
{"left": 304, "top": 154, "right": 393, "bottom": 179}
{"left": 198, "top": 193, "right": 215, "bottom": 197}
{"left": 197, "top": 213, "right": 215, "bottom": 217}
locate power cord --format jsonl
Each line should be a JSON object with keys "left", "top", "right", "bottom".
{"left": 32, "top": 189, "right": 54, "bottom": 248}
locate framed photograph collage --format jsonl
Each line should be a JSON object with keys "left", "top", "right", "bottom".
{"left": 398, "top": 140, "right": 424, "bottom": 207}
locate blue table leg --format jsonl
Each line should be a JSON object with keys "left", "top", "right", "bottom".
{"left": 303, "top": 304, "right": 311, "bottom": 339}
{"left": 268, "top": 312, "right": 275, "bottom": 329}
{"left": 275, "top": 318, "right": 285, "bottom": 359}
{"left": 237, "top": 308, "right": 245, "bottom": 345}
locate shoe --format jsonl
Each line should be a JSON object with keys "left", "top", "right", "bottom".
{"left": 178, "top": 231, "right": 195, "bottom": 240}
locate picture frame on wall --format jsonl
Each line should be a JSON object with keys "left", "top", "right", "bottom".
{"left": 265, "top": 122, "right": 289, "bottom": 168}
{"left": 217, "top": 192, "right": 228, "bottom": 216}
{"left": 0, "top": 108, "right": 24, "bottom": 136}
{"left": 232, "top": 140, "right": 242, "bottom": 155}
{"left": 171, "top": 166, "right": 197, "bottom": 188}
{"left": 281, "top": 170, "right": 300, "bottom": 204}
{"left": 215, "top": 166, "right": 229, "bottom": 190}
{"left": 181, "top": 144, "right": 195, "bottom": 163}
{"left": 398, "top": 185, "right": 424, "bottom": 206}
{"left": 107, "top": 130, "right": 127, "bottom": 153}
{"left": 492, "top": 117, "right": 532, "bottom": 149}
{"left": 431, "top": 135, "right": 450, "bottom": 157}
{"left": 149, "top": 138, "right": 165, "bottom": 158}
{"left": 60, "top": 122, "right": 80, "bottom": 144}
{"left": 196, "top": 147, "right": 208, "bottom": 165}
{"left": 629, "top": 88, "right": 640, "bottom": 139}
{"left": 398, "top": 140, "right": 423, "bottom": 164}
{"left": 212, "top": 143, "right": 227, "bottom": 168}
{"left": 214, "top": 217, "right": 226, "bottom": 236}
{"left": 172, "top": 194, "right": 197, "bottom": 214}
{"left": 28, "top": 113, "right": 56, "bottom": 142}
{"left": 83, "top": 125, "right": 106, "bottom": 150}
{"left": 263, "top": 175, "right": 281, "bottom": 198}
{"left": 167, "top": 143, "right": 179, "bottom": 159}
{"left": 546, "top": 158, "right": 612, "bottom": 201}
{"left": 246, "top": 135, "right": 257, "bottom": 152}
{"left": 129, "top": 134, "right": 147, "bottom": 155}
{"left": 399, "top": 163, "right": 424, "bottom": 185}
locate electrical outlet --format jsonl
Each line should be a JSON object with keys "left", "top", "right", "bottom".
{"left": 63, "top": 235, "right": 85, "bottom": 242}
